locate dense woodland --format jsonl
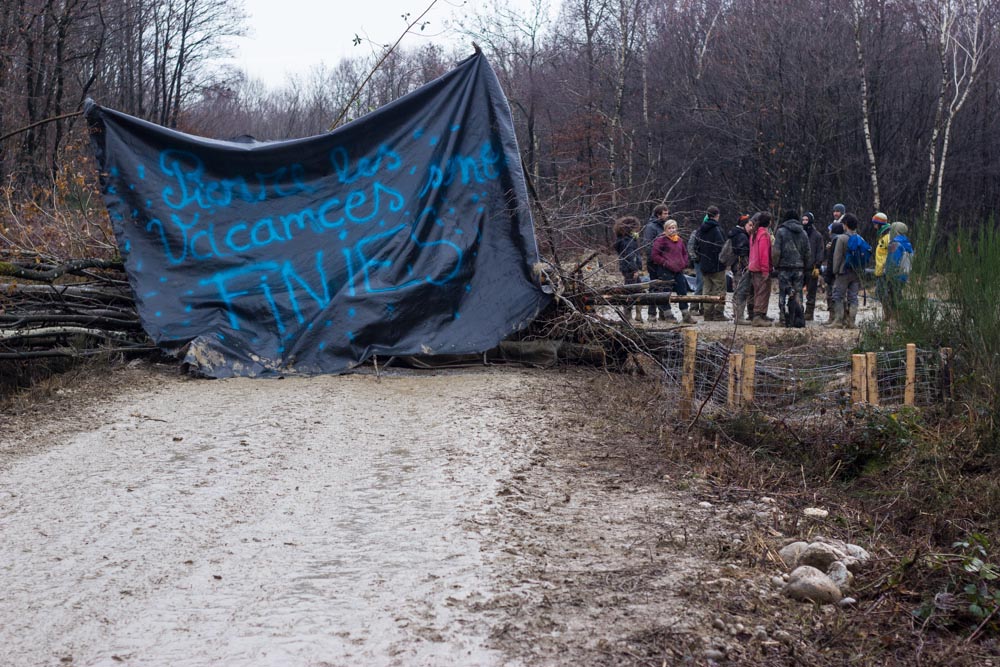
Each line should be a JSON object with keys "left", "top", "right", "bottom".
{"left": 2, "top": 0, "right": 1000, "bottom": 253}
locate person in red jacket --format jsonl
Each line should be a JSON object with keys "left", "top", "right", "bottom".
{"left": 747, "top": 212, "right": 773, "bottom": 327}
{"left": 651, "top": 219, "right": 695, "bottom": 324}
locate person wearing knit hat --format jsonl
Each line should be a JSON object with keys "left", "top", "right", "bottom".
{"left": 873, "top": 213, "right": 893, "bottom": 313}
{"left": 830, "top": 203, "right": 846, "bottom": 234}
{"left": 883, "top": 222, "right": 915, "bottom": 321}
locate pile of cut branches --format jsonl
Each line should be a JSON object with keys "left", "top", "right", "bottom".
{"left": 0, "top": 255, "right": 154, "bottom": 360}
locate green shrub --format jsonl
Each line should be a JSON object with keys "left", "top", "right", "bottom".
{"left": 862, "top": 221, "right": 1000, "bottom": 450}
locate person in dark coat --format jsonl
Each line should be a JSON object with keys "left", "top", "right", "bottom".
{"left": 772, "top": 210, "right": 810, "bottom": 326}
{"left": 730, "top": 214, "right": 754, "bottom": 323}
{"left": 801, "top": 212, "right": 825, "bottom": 320}
{"left": 639, "top": 204, "right": 670, "bottom": 320}
{"left": 613, "top": 216, "right": 643, "bottom": 321}
{"left": 823, "top": 221, "right": 845, "bottom": 313}
{"left": 695, "top": 205, "right": 728, "bottom": 321}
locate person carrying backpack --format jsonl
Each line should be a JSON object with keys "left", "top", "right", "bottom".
{"left": 613, "top": 216, "right": 643, "bottom": 321}
{"left": 883, "top": 222, "right": 914, "bottom": 321}
{"left": 695, "top": 205, "right": 728, "bottom": 321}
{"left": 772, "top": 210, "right": 811, "bottom": 327}
{"left": 871, "top": 212, "right": 892, "bottom": 318}
{"left": 827, "top": 213, "right": 870, "bottom": 328}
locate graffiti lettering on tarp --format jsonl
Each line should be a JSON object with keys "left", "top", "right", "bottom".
{"left": 125, "top": 141, "right": 497, "bottom": 338}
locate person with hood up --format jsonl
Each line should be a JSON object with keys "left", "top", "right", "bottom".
{"left": 651, "top": 219, "right": 695, "bottom": 324}
{"left": 801, "top": 212, "right": 825, "bottom": 320}
{"left": 747, "top": 212, "right": 774, "bottom": 327}
{"left": 883, "top": 222, "right": 914, "bottom": 320}
{"left": 613, "top": 216, "right": 643, "bottom": 321}
{"left": 871, "top": 212, "right": 892, "bottom": 315}
{"left": 695, "top": 205, "right": 728, "bottom": 321}
{"left": 772, "top": 210, "right": 811, "bottom": 326}
{"left": 730, "top": 214, "right": 754, "bottom": 323}
{"left": 640, "top": 204, "right": 671, "bottom": 320}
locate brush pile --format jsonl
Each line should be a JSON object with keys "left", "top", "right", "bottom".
{"left": 0, "top": 256, "right": 154, "bottom": 360}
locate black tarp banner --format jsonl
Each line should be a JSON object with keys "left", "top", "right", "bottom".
{"left": 85, "top": 52, "right": 550, "bottom": 377}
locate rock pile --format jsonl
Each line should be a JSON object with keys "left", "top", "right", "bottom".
{"left": 777, "top": 537, "right": 870, "bottom": 605}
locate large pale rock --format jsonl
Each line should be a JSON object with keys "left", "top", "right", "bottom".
{"left": 783, "top": 566, "right": 842, "bottom": 605}
{"left": 778, "top": 541, "right": 808, "bottom": 568}
{"left": 827, "top": 561, "right": 855, "bottom": 592}
{"left": 797, "top": 542, "right": 843, "bottom": 570}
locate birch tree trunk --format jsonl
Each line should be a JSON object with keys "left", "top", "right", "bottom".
{"left": 852, "top": 0, "right": 881, "bottom": 211}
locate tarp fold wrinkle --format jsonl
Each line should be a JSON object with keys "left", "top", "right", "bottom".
{"left": 85, "top": 52, "right": 550, "bottom": 377}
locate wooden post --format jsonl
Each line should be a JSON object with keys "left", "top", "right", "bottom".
{"left": 741, "top": 344, "right": 756, "bottom": 406}
{"left": 865, "top": 352, "right": 879, "bottom": 406}
{"left": 904, "top": 343, "right": 916, "bottom": 406}
{"left": 728, "top": 352, "right": 743, "bottom": 409}
{"left": 851, "top": 354, "right": 867, "bottom": 405}
{"left": 940, "top": 347, "right": 954, "bottom": 403}
{"left": 680, "top": 329, "right": 698, "bottom": 419}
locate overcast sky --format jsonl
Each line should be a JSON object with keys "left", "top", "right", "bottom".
{"left": 232, "top": 0, "right": 542, "bottom": 87}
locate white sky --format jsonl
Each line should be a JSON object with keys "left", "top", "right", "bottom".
{"left": 232, "top": 0, "right": 541, "bottom": 87}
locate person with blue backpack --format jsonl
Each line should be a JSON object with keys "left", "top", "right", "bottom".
{"left": 826, "top": 213, "right": 871, "bottom": 328}
{"left": 883, "top": 221, "right": 914, "bottom": 321}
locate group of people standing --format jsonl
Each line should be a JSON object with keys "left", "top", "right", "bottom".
{"left": 612, "top": 203, "right": 914, "bottom": 327}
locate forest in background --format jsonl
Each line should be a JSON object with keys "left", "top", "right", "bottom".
{"left": 2, "top": 0, "right": 999, "bottom": 254}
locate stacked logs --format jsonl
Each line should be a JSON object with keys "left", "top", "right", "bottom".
{"left": 0, "top": 258, "right": 155, "bottom": 359}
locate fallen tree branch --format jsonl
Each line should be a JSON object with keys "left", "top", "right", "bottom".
{"left": 0, "top": 258, "right": 123, "bottom": 282}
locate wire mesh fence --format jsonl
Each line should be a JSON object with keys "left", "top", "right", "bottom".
{"left": 656, "top": 333, "right": 947, "bottom": 420}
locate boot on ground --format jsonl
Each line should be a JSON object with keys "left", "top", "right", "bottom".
{"left": 681, "top": 310, "right": 695, "bottom": 324}
{"left": 805, "top": 305, "right": 815, "bottom": 321}
{"left": 751, "top": 316, "right": 772, "bottom": 327}
{"left": 825, "top": 302, "right": 844, "bottom": 326}
{"left": 844, "top": 304, "right": 859, "bottom": 329}
{"left": 733, "top": 300, "right": 750, "bottom": 324}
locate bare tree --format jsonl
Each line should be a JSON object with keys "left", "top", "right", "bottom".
{"left": 914, "top": 0, "right": 993, "bottom": 244}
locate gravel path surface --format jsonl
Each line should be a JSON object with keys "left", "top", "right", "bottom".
{"left": 1, "top": 364, "right": 730, "bottom": 667}
{"left": 0, "top": 368, "right": 556, "bottom": 666}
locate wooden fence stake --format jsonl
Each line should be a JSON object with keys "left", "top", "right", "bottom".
{"left": 851, "top": 354, "right": 867, "bottom": 405}
{"left": 728, "top": 352, "right": 743, "bottom": 409}
{"left": 741, "top": 344, "right": 756, "bottom": 406}
{"left": 680, "top": 329, "right": 698, "bottom": 419}
{"left": 866, "top": 352, "right": 879, "bottom": 406}
{"left": 904, "top": 343, "right": 916, "bottom": 406}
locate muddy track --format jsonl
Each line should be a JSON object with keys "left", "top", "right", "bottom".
{"left": 0, "top": 363, "right": 740, "bottom": 667}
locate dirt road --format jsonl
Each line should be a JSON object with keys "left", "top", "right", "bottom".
{"left": 0, "top": 364, "right": 731, "bottom": 666}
